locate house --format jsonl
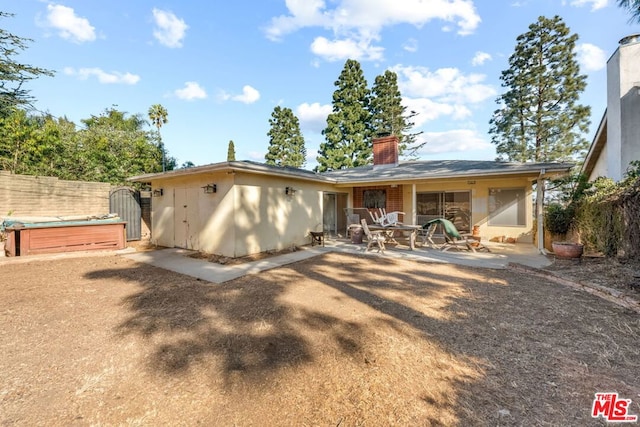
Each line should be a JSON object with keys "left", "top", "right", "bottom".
{"left": 128, "top": 135, "right": 572, "bottom": 258}
{"left": 582, "top": 34, "right": 640, "bottom": 182}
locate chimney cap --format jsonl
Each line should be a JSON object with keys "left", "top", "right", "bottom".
{"left": 619, "top": 33, "right": 640, "bottom": 46}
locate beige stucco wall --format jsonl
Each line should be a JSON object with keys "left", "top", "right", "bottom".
{"left": 149, "top": 171, "right": 236, "bottom": 255}
{"left": 149, "top": 171, "right": 336, "bottom": 257}
{"left": 400, "top": 176, "right": 535, "bottom": 243}
{"left": 588, "top": 142, "right": 609, "bottom": 181}
{"left": 232, "top": 173, "right": 332, "bottom": 257}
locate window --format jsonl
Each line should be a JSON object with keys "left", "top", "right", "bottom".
{"left": 363, "top": 189, "right": 386, "bottom": 209}
{"left": 488, "top": 188, "right": 526, "bottom": 226}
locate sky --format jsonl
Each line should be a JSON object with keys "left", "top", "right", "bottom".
{"left": 4, "top": 0, "right": 640, "bottom": 170}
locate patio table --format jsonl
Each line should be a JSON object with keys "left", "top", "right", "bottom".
{"left": 368, "top": 224, "right": 422, "bottom": 250}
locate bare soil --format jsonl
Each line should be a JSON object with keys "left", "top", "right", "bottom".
{"left": 544, "top": 255, "right": 640, "bottom": 299}
{"left": 1, "top": 250, "right": 639, "bottom": 426}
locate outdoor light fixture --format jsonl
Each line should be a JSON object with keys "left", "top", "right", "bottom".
{"left": 152, "top": 188, "right": 164, "bottom": 197}
{"left": 202, "top": 184, "right": 217, "bottom": 194}
{"left": 285, "top": 186, "right": 296, "bottom": 196}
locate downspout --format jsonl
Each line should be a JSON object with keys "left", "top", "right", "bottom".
{"left": 536, "top": 169, "right": 547, "bottom": 255}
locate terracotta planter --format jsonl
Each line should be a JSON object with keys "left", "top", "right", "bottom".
{"left": 552, "top": 242, "right": 584, "bottom": 259}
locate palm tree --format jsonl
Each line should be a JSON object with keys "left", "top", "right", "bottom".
{"left": 618, "top": 0, "right": 640, "bottom": 22}
{"left": 148, "top": 104, "right": 168, "bottom": 171}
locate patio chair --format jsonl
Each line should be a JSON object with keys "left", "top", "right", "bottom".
{"left": 428, "top": 218, "right": 489, "bottom": 253}
{"left": 420, "top": 220, "right": 444, "bottom": 248}
{"left": 382, "top": 211, "right": 404, "bottom": 226}
{"left": 360, "top": 219, "right": 386, "bottom": 253}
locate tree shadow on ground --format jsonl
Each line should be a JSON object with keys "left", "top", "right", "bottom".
{"left": 85, "top": 252, "right": 640, "bottom": 425}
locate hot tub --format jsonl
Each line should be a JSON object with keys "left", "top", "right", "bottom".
{"left": 2, "top": 216, "right": 127, "bottom": 256}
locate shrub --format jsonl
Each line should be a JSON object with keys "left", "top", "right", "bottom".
{"left": 545, "top": 203, "right": 574, "bottom": 235}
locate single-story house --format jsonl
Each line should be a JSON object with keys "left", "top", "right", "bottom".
{"left": 129, "top": 135, "right": 572, "bottom": 258}
{"left": 582, "top": 33, "right": 640, "bottom": 182}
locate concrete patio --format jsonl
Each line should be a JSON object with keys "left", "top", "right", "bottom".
{"left": 123, "top": 238, "right": 551, "bottom": 284}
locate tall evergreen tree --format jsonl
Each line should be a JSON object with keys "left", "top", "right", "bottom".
{"left": 317, "top": 59, "right": 371, "bottom": 172}
{"left": 227, "top": 140, "right": 236, "bottom": 161}
{"left": 0, "top": 12, "right": 54, "bottom": 116}
{"left": 489, "top": 15, "right": 590, "bottom": 163}
{"left": 617, "top": 0, "right": 640, "bottom": 22}
{"left": 265, "top": 106, "right": 306, "bottom": 168}
{"left": 370, "top": 70, "right": 424, "bottom": 159}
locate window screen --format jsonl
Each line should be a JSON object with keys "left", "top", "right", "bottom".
{"left": 488, "top": 188, "right": 526, "bottom": 226}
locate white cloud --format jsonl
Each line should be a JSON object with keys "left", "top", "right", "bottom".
{"left": 64, "top": 67, "right": 140, "bottom": 84}
{"left": 220, "top": 85, "right": 261, "bottom": 104}
{"left": 265, "top": 0, "right": 480, "bottom": 62}
{"left": 471, "top": 51, "right": 492, "bottom": 66}
{"left": 570, "top": 0, "right": 609, "bottom": 11}
{"left": 419, "top": 129, "right": 493, "bottom": 157}
{"left": 384, "top": 65, "right": 496, "bottom": 127}
{"left": 393, "top": 65, "right": 496, "bottom": 104}
{"left": 576, "top": 43, "right": 607, "bottom": 71}
{"left": 402, "top": 97, "right": 471, "bottom": 127}
{"left": 152, "top": 8, "right": 188, "bottom": 48}
{"left": 44, "top": 4, "right": 96, "bottom": 43}
{"left": 297, "top": 102, "right": 331, "bottom": 132}
{"left": 266, "top": 0, "right": 481, "bottom": 40}
{"left": 234, "top": 85, "right": 261, "bottom": 104}
{"left": 175, "top": 82, "right": 207, "bottom": 100}
{"left": 310, "top": 36, "right": 384, "bottom": 61}
{"left": 403, "top": 38, "right": 419, "bottom": 53}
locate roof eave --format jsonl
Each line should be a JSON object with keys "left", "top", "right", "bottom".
{"left": 331, "top": 165, "right": 574, "bottom": 186}
{"left": 581, "top": 110, "right": 607, "bottom": 178}
{"left": 128, "top": 161, "right": 337, "bottom": 184}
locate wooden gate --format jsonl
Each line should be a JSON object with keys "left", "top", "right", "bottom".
{"left": 109, "top": 187, "right": 141, "bottom": 241}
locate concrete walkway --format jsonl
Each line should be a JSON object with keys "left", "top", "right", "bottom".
{"left": 123, "top": 239, "right": 551, "bottom": 284}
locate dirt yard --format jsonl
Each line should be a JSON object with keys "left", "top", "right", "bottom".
{"left": 1, "top": 251, "right": 639, "bottom": 426}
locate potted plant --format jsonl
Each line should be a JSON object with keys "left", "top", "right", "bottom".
{"left": 545, "top": 174, "right": 590, "bottom": 259}
{"left": 551, "top": 241, "right": 584, "bottom": 259}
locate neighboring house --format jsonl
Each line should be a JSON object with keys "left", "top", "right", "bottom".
{"left": 583, "top": 34, "right": 640, "bottom": 182}
{"left": 129, "top": 135, "right": 572, "bottom": 258}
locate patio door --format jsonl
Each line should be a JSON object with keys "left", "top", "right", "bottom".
{"left": 416, "top": 191, "right": 471, "bottom": 233}
{"left": 322, "top": 192, "right": 348, "bottom": 236}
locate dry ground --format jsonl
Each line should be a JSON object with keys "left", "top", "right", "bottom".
{"left": 1, "top": 251, "right": 639, "bottom": 426}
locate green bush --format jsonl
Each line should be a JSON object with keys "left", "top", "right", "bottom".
{"left": 545, "top": 203, "right": 574, "bottom": 235}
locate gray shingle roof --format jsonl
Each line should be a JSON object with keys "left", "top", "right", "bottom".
{"left": 128, "top": 159, "right": 574, "bottom": 183}
{"left": 320, "top": 160, "right": 575, "bottom": 183}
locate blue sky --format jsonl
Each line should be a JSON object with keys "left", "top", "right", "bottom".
{"left": 4, "top": 0, "right": 639, "bottom": 169}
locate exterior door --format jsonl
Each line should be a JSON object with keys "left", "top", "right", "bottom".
{"left": 173, "top": 188, "right": 199, "bottom": 249}
{"left": 323, "top": 192, "right": 348, "bottom": 236}
{"left": 323, "top": 193, "right": 336, "bottom": 235}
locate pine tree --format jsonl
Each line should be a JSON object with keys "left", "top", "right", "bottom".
{"left": 265, "top": 106, "right": 306, "bottom": 168}
{"left": 0, "top": 12, "right": 54, "bottom": 116}
{"left": 227, "top": 140, "right": 236, "bottom": 161}
{"left": 617, "top": 0, "right": 640, "bottom": 22}
{"left": 317, "top": 59, "right": 371, "bottom": 172}
{"left": 370, "top": 70, "right": 424, "bottom": 159}
{"left": 489, "top": 15, "right": 590, "bottom": 163}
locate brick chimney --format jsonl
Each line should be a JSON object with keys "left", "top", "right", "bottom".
{"left": 373, "top": 134, "right": 399, "bottom": 168}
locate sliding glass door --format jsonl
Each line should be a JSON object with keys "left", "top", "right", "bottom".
{"left": 416, "top": 191, "right": 471, "bottom": 233}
